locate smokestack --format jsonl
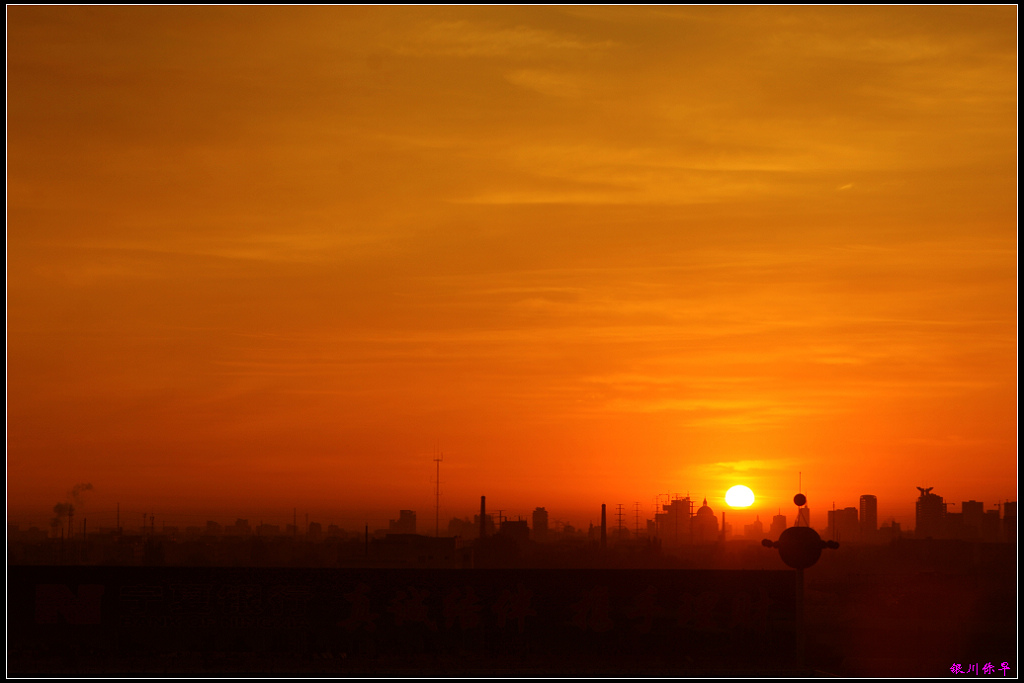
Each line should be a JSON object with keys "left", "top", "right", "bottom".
{"left": 480, "top": 496, "right": 487, "bottom": 539}
{"left": 601, "top": 504, "right": 607, "bottom": 549}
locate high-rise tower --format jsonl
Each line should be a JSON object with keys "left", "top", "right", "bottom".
{"left": 860, "top": 495, "right": 878, "bottom": 540}
{"left": 915, "top": 487, "right": 945, "bottom": 538}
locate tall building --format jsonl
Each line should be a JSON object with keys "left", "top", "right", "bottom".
{"left": 532, "top": 507, "right": 549, "bottom": 541}
{"left": 796, "top": 507, "right": 811, "bottom": 528}
{"left": 915, "top": 487, "right": 945, "bottom": 539}
{"left": 389, "top": 510, "right": 416, "bottom": 535}
{"left": 743, "top": 515, "right": 765, "bottom": 540}
{"left": 769, "top": 512, "right": 787, "bottom": 540}
{"left": 859, "top": 495, "right": 878, "bottom": 541}
{"left": 655, "top": 497, "right": 693, "bottom": 545}
{"left": 827, "top": 507, "right": 859, "bottom": 543}
{"left": 1003, "top": 502, "right": 1017, "bottom": 543}
{"left": 961, "top": 500, "right": 984, "bottom": 539}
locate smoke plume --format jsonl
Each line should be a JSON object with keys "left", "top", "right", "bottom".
{"left": 50, "top": 483, "right": 94, "bottom": 535}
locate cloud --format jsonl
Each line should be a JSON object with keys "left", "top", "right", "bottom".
{"left": 504, "top": 69, "right": 585, "bottom": 98}
{"left": 391, "top": 20, "right": 615, "bottom": 58}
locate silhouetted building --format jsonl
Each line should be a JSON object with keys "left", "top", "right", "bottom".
{"left": 389, "top": 510, "right": 416, "bottom": 535}
{"left": 961, "top": 500, "right": 983, "bottom": 540}
{"left": 797, "top": 507, "right": 811, "bottom": 528}
{"left": 448, "top": 517, "right": 477, "bottom": 538}
{"left": 692, "top": 498, "right": 718, "bottom": 544}
{"left": 655, "top": 496, "right": 693, "bottom": 545}
{"left": 743, "top": 515, "right": 765, "bottom": 541}
{"left": 473, "top": 513, "right": 495, "bottom": 537}
{"left": 229, "top": 519, "right": 252, "bottom": 536}
{"left": 307, "top": 522, "right": 322, "bottom": 540}
{"left": 499, "top": 519, "right": 529, "bottom": 544}
{"left": 945, "top": 512, "right": 964, "bottom": 539}
{"left": 827, "top": 507, "right": 859, "bottom": 543}
{"left": 860, "top": 495, "right": 878, "bottom": 541}
{"left": 1003, "top": 502, "right": 1016, "bottom": 543}
{"left": 374, "top": 534, "right": 458, "bottom": 567}
{"left": 205, "top": 520, "right": 222, "bottom": 536}
{"left": 915, "top": 487, "right": 945, "bottom": 539}
{"left": 982, "top": 510, "right": 1001, "bottom": 542}
{"left": 532, "top": 507, "right": 549, "bottom": 541}
{"left": 770, "top": 513, "right": 787, "bottom": 540}
{"left": 878, "top": 519, "right": 902, "bottom": 542}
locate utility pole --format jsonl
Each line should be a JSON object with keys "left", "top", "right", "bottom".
{"left": 616, "top": 504, "right": 625, "bottom": 537}
{"left": 634, "top": 502, "right": 641, "bottom": 539}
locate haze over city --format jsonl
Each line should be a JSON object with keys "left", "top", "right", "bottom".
{"left": 7, "top": 7, "right": 1016, "bottom": 536}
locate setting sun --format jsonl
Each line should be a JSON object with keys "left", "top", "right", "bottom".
{"left": 725, "top": 485, "right": 755, "bottom": 508}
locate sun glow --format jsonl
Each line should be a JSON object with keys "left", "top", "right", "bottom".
{"left": 725, "top": 485, "right": 755, "bottom": 508}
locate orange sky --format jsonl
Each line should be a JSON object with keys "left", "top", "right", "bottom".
{"left": 7, "top": 7, "right": 1017, "bottom": 533}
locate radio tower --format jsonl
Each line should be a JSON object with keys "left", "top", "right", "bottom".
{"left": 433, "top": 449, "right": 443, "bottom": 537}
{"left": 616, "top": 504, "right": 625, "bottom": 537}
{"left": 634, "top": 502, "right": 641, "bottom": 538}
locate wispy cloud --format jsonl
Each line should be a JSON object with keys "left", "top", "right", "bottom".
{"left": 390, "top": 20, "right": 615, "bottom": 58}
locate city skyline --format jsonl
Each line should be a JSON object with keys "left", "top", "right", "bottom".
{"left": 8, "top": 8, "right": 1017, "bottom": 539}
{"left": 12, "top": 475, "right": 1015, "bottom": 538}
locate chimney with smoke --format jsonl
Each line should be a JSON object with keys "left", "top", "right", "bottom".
{"left": 50, "top": 483, "right": 93, "bottom": 538}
